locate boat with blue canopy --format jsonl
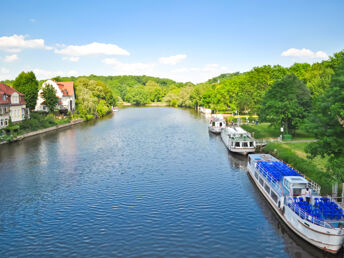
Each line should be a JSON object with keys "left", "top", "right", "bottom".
{"left": 247, "top": 153, "right": 344, "bottom": 254}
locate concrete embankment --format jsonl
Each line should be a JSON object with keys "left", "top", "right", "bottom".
{"left": 0, "top": 119, "right": 84, "bottom": 145}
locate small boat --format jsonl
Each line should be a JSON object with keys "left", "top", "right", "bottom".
{"left": 112, "top": 107, "right": 119, "bottom": 112}
{"left": 220, "top": 126, "right": 256, "bottom": 155}
{"left": 247, "top": 153, "right": 344, "bottom": 254}
{"left": 208, "top": 115, "right": 226, "bottom": 134}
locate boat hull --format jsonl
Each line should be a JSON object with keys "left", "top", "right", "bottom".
{"left": 247, "top": 164, "right": 344, "bottom": 254}
{"left": 208, "top": 126, "right": 222, "bottom": 134}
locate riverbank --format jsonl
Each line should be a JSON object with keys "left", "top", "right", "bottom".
{"left": 0, "top": 118, "right": 84, "bottom": 145}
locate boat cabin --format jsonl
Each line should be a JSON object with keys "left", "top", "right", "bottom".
{"left": 283, "top": 176, "right": 309, "bottom": 197}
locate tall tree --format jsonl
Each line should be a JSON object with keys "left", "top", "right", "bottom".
{"left": 42, "top": 84, "right": 59, "bottom": 112}
{"left": 13, "top": 71, "right": 39, "bottom": 110}
{"left": 259, "top": 74, "right": 311, "bottom": 134}
{"left": 306, "top": 54, "right": 344, "bottom": 182}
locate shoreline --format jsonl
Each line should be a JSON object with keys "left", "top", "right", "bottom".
{"left": 0, "top": 119, "right": 84, "bottom": 145}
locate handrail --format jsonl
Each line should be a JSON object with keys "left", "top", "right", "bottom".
{"left": 287, "top": 197, "right": 333, "bottom": 229}
{"left": 256, "top": 162, "right": 282, "bottom": 195}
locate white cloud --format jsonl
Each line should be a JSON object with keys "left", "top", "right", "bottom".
{"left": 102, "top": 58, "right": 155, "bottom": 75}
{"left": 55, "top": 42, "right": 130, "bottom": 57}
{"left": 0, "top": 34, "right": 48, "bottom": 52}
{"left": 159, "top": 54, "right": 187, "bottom": 65}
{"left": 32, "top": 68, "right": 78, "bottom": 80}
{"left": 4, "top": 54, "right": 18, "bottom": 62}
{"left": 62, "top": 56, "right": 80, "bottom": 62}
{"left": 281, "top": 48, "right": 328, "bottom": 59}
{"left": 0, "top": 67, "right": 10, "bottom": 80}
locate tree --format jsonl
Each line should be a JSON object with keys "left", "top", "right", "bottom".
{"left": 13, "top": 71, "right": 39, "bottom": 110}
{"left": 306, "top": 55, "right": 344, "bottom": 182}
{"left": 42, "top": 84, "right": 59, "bottom": 112}
{"left": 259, "top": 74, "right": 311, "bottom": 134}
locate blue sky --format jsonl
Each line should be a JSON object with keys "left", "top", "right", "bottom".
{"left": 0, "top": 0, "right": 343, "bottom": 83}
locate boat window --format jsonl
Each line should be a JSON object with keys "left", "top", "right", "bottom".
{"left": 293, "top": 188, "right": 302, "bottom": 196}
{"left": 254, "top": 172, "right": 258, "bottom": 179}
{"left": 271, "top": 191, "right": 278, "bottom": 203}
{"left": 235, "top": 142, "right": 240, "bottom": 147}
{"left": 264, "top": 184, "right": 270, "bottom": 194}
{"left": 242, "top": 142, "right": 248, "bottom": 147}
{"left": 250, "top": 142, "right": 253, "bottom": 147}
{"left": 212, "top": 122, "right": 215, "bottom": 126}
{"left": 219, "top": 122, "right": 222, "bottom": 126}
{"left": 259, "top": 177, "right": 264, "bottom": 186}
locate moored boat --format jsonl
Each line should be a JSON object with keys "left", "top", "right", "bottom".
{"left": 247, "top": 153, "right": 344, "bottom": 254}
{"left": 208, "top": 115, "right": 226, "bottom": 134}
{"left": 220, "top": 126, "right": 256, "bottom": 155}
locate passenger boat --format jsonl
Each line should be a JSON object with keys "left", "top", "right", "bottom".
{"left": 247, "top": 153, "right": 344, "bottom": 254}
{"left": 220, "top": 126, "right": 256, "bottom": 155}
{"left": 208, "top": 115, "right": 226, "bottom": 134}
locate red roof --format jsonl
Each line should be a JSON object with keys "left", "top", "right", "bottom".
{"left": 0, "top": 83, "right": 26, "bottom": 105}
{"left": 56, "top": 81, "right": 74, "bottom": 97}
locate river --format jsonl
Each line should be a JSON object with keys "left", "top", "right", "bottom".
{"left": 0, "top": 107, "right": 339, "bottom": 257}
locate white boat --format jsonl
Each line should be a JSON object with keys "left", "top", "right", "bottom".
{"left": 208, "top": 115, "right": 226, "bottom": 134}
{"left": 247, "top": 153, "right": 344, "bottom": 254}
{"left": 220, "top": 126, "right": 256, "bottom": 155}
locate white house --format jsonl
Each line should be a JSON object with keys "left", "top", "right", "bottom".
{"left": 35, "top": 80, "right": 75, "bottom": 112}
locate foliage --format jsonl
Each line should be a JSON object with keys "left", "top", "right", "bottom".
{"left": 75, "top": 78, "right": 113, "bottom": 117}
{"left": 306, "top": 52, "right": 344, "bottom": 182}
{"left": 259, "top": 74, "right": 311, "bottom": 134}
{"left": 13, "top": 71, "right": 39, "bottom": 110}
{"left": 42, "top": 84, "right": 59, "bottom": 112}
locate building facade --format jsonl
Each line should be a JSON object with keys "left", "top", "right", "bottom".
{"left": 35, "top": 80, "right": 75, "bottom": 112}
{"left": 0, "top": 83, "right": 28, "bottom": 128}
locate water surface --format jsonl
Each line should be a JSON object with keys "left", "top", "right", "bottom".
{"left": 0, "top": 107, "right": 340, "bottom": 257}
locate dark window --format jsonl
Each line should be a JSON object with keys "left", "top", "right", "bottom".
{"left": 259, "top": 177, "right": 264, "bottom": 186}
{"left": 235, "top": 142, "right": 240, "bottom": 147}
{"left": 243, "top": 142, "right": 248, "bottom": 147}
{"left": 254, "top": 172, "right": 258, "bottom": 179}
{"left": 271, "top": 191, "right": 278, "bottom": 203}
{"left": 212, "top": 122, "right": 215, "bottom": 126}
{"left": 264, "top": 184, "right": 270, "bottom": 194}
{"left": 219, "top": 122, "right": 222, "bottom": 126}
{"left": 250, "top": 142, "right": 254, "bottom": 147}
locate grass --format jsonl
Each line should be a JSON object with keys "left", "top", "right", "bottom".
{"left": 241, "top": 122, "right": 315, "bottom": 140}
{"left": 263, "top": 142, "right": 332, "bottom": 194}
{"left": 241, "top": 123, "right": 281, "bottom": 139}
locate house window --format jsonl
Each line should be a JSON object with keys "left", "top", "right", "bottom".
{"left": 235, "top": 142, "right": 240, "bottom": 147}
{"left": 4, "top": 119, "right": 8, "bottom": 126}
{"left": 250, "top": 142, "right": 254, "bottom": 147}
{"left": 243, "top": 142, "right": 248, "bottom": 147}
{"left": 0, "top": 119, "right": 3, "bottom": 126}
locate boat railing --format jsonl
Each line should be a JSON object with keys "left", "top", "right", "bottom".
{"left": 256, "top": 162, "right": 282, "bottom": 195}
{"left": 287, "top": 197, "right": 333, "bottom": 229}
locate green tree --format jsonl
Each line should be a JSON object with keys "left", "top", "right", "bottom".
{"left": 42, "top": 84, "right": 59, "bottom": 112}
{"left": 259, "top": 74, "right": 311, "bottom": 134}
{"left": 306, "top": 56, "right": 344, "bottom": 182}
{"left": 13, "top": 71, "right": 39, "bottom": 110}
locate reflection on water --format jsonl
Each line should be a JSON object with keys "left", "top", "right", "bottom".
{"left": 0, "top": 107, "right": 342, "bottom": 257}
